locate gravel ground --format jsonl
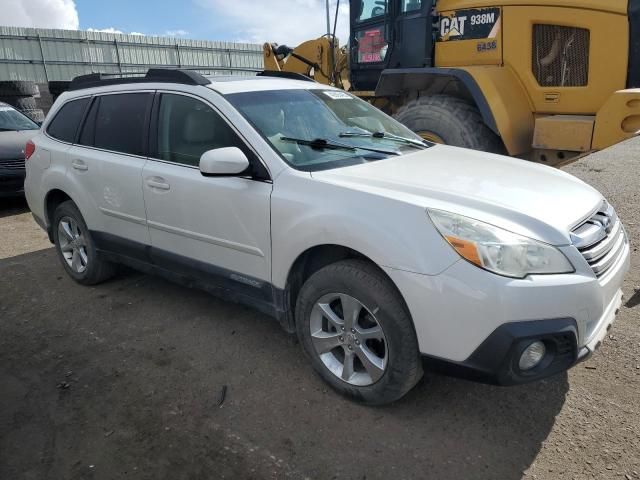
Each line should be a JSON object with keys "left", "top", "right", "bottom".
{"left": 0, "top": 140, "right": 639, "bottom": 480}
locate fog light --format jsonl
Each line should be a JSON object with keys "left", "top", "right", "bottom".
{"left": 519, "top": 341, "right": 546, "bottom": 371}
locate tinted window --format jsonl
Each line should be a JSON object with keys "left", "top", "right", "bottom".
{"left": 46, "top": 98, "right": 89, "bottom": 142}
{"left": 81, "top": 93, "right": 150, "bottom": 156}
{"left": 155, "top": 94, "right": 246, "bottom": 167}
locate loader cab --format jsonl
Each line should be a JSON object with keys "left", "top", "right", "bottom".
{"left": 349, "top": 0, "right": 435, "bottom": 91}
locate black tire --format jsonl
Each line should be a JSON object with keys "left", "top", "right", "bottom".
{"left": 295, "top": 259, "right": 423, "bottom": 405}
{"left": 0, "top": 96, "right": 37, "bottom": 110}
{"left": 0, "top": 81, "right": 39, "bottom": 97}
{"left": 20, "top": 108, "right": 45, "bottom": 124}
{"left": 394, "top": 94, "right": 505, "bottom": 153}
{"left": 52, "top": 201, "right": 117, "bottom": 286}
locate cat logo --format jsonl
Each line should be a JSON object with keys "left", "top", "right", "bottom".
{"left": 438, "top": 8, "right": 501, "bottom": 43}
{"left": 440, "top": 16, "right": 468, "bottom": 39}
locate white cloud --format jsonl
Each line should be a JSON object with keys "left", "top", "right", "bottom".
{"left": 165, "top": 29, "right": 189, "bottom": 37}
{"left": 87, "top": 28, "right": 148, "bottom": 36}
{"left": 87, "top": 27, "right": 124, "bottom": 34}
{"left": 196, "top": 0, "right": 349, "bottom": 46}
{"left": 1, "top": 0, "right": 79, "bottom": 30}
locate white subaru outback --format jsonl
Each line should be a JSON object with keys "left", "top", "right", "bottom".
{"left": 25, "top": 69, "right": 630, "bottom": 405}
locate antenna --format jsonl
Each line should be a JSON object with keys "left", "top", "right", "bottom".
{"left": 325, "top": 0, "right": 331, "bottom": 36}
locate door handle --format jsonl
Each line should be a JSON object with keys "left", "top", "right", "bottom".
{"left": 146, "top": 177, "right": 170, "bottom": 191}
{"left": 71, "top": 160, "right": 88, "bottom": 171}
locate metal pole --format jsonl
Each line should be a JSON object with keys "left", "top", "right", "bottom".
{"left": 114, "top": 39, "right": 122, "bottom": 73}
{"left": 325, "top": 0, "right": 331, "bottom": 36}
{"left": 36, "top": 33, "right": 49, "bottom": 83}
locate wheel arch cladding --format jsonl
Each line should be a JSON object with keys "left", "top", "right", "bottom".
{"left": 44, "top": 189, "right": 74, "bottom": 239}
{"left": 282, "top": 244, "right": 413, "bottom": 333}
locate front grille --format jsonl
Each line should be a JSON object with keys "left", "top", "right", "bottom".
{"left": 533, "top": 24, "right": 590, "bottom": 87}
{"left": 0, "top": 158, "right": 25, "bottom": 171}
{"left": 571, "top": 202, "right": 626, "bottom": 277}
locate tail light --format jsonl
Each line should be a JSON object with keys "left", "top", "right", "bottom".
{"left": 25, "top": 140, "right": 35, "bottom": 161}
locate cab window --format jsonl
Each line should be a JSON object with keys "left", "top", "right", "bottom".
{"left": 357, "top": 0, "right": 387, "bottom": 22}
{"left": 402, "top": 0, "right": 422, "bottom": 13}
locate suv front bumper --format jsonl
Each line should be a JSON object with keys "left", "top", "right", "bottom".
{"left": 383, "top": 240, "right": 630, "bottom": 385}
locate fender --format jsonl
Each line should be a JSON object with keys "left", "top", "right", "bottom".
{"left": 375, "top": 66, "right": 534, "bottom": 155}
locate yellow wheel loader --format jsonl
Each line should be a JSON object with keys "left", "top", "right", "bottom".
{"left": 264, "top": 0, "right": 640, "bottom": 164}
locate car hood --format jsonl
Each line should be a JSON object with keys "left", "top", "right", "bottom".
{"left": 0, "top": 130, "right": 36, "bottom": 160}
{"left": 311, "top": 145, "right": 604, "bottom": 245}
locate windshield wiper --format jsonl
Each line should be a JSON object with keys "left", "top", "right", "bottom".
{"left": 280, "top": 136, "right": 399, "bottom": 156}
{"left": 339, "top": 131, "right": 429, "bottom": 149}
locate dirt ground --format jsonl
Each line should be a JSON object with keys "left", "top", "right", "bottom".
{"left": 1, "top": 140, "right": 639, "bottom": 480}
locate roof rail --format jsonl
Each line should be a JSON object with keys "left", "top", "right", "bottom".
{"left": 257, "top": 70, "right": 316, "bottom": 83}
{"left": 68, "top": 68, "right": 211, "bottom": 91}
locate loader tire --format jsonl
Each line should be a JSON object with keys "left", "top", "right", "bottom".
{"left": 394, "top": 95, "right": 505, "bottom": 154}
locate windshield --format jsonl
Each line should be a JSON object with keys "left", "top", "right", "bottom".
{"left": 226, "top": 89, "right": 428, "bottom": 172}
{"left": 0, "top": 105, "right": 39, "bottom": 131}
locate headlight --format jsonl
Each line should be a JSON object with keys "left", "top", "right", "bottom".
{"left": 428, "top": 209, "right": 574, "bottom": 278}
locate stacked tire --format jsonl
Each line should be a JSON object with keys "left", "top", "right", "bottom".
{"left": 0, "top": 81, "right": 45, "bottom": 124}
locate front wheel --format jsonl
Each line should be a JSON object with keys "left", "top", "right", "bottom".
{"left": 295, "top": 260, "right": 423, "bottom": 405}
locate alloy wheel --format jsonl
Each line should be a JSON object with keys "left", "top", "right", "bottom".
{"left": 57, "top": 216, "right": 89, "bottom": 274}
{"left": 309, "top": 293, "right": 388, "bottom": 386}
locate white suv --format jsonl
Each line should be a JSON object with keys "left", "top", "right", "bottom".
{"left": 25, "top": 69, "right": 630, "bottom": 404}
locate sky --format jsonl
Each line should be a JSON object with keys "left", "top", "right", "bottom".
{"left": 0, "top": 0, "right": 350, "bottom": 46}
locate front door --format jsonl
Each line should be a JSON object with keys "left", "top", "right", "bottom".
{"left": 141, "top": 92, "right": 273, "bottom": 303}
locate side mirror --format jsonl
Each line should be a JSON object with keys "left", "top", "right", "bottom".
{"left": 199, "top": 147, "right": 250, "bottom": 176}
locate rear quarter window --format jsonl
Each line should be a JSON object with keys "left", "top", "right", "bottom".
{"left": 46, "top": 98, "right": 90, "bottom": 143}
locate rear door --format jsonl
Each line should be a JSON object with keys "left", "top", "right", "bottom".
{"left": 141, "top": 92, "right": 273, "bottom": 301}
{"left": 68, "top": 92, "right": 153, "bottom": 251}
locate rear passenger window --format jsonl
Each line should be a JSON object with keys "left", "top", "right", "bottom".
{"left": 47, "top": 98, "right": 89, "bottom": 143}
{"left": 155, "top": 94, "right": 247, "bottom": 167}
{"left": 79, "top": 93, "right": 151, "bottom": 156}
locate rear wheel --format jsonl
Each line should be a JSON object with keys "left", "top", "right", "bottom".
{"left": 394, "top": 94, "right": 505, "bottom": 153}
{"left": 52, "top": 201, "right": 116, "bottom": 285}
{"left": 295, "top": 260, "right": 423, "bottom": 405}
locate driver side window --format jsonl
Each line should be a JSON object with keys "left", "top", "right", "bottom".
{"left": 357, "top": 0, "right": 387, "bottom": 22}
{"left": 155, "top": 94, "right": 246, "bottom": 168}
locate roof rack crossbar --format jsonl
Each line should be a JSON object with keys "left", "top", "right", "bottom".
{"left": 256, "top": 70, "right": 316, "bottom": 83}
{"left": 68, "top": 68, "right": 211, "bottom": 91}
